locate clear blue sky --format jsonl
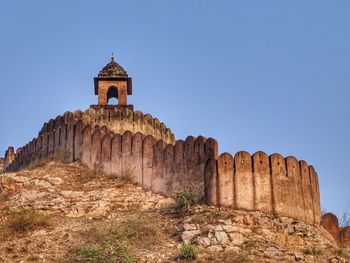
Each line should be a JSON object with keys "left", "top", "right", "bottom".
{"left": 0, "top": 0, "right": 349, "bottom": 217}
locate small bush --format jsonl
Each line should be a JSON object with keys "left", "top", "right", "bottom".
{"left": 174, "top": 187, "right": 195, "bottom": 213}
{"left": 179, "top": 243, "right": 197, "bottom": 260}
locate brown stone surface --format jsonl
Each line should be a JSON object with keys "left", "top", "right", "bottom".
{"left": 204, "top": 158, "right": 218, "bottom": 206}
{"left": 131, "top": 132, "right": 143, "bottom": 186}
{"left": 173, "top": 140, "right": 185, "bottom": 193}
{"left": 194, "top": 136, "right": 206, "bottom": 200}
{"left": 285, "top": 156, "right": 304, "bottom": 220}
{"left": 48, "top": 129, "right": 55, "bottom": 157}
{"left": 59, "top": 123, "right": 67, "bottom": 153}
{"left": 74, "top": 120, "right": 83, "bottom": 161}
{"left": 340, "top": 226, "right": 350, "bottom": 246}
{"left": 53, "top": 127, "right": 61, "bottom": 157}
{"left": 300, "top": 160, "right": 314, "bottom": 224}
{"left": 163, "top": 144, "right": 174, "bottom": 196}
{"left": 321, "top": 213, "right": 340, "bottom": 242}
{"left": 309, "top": 166, "right": 321, "bottom": 224}
{"left": 81, "top": 125, "right": 93, "bottom": 168}
{"left": 41, "top": 133, "right": 49, "bottom": 159}
{"left": 142, "top": 135, "right": 154, "bottom": 190}
{"left": 234, "top": 151, "right": 254, "bottom": 211}
{"left": 66, "top": 117, "right": 75, "bottom": 162}
{"left": 101, "top": 133, "right": 112, "bottom": 175}
{"left": 184, "top": 136, "right": 195, "bottom": 187}
{"left": 152, "top": 140, "right": 165, "bottom": 194}
{"left": 91, "top": 129, "right": 103, "bottom": 168}
{"left": 270, "top": 153, "right": 288, "bottom": 217}
{"left": 111, "top": 134, "right": 122, "bottom": 177}
{"left": 253, "top": 151, "right": 272, "bottom": 213}
{"left": 121, "top": 131, "right": 133, "bottom": 175}
{"left": 217, "top": 153, "right": 234, "bottom": 207}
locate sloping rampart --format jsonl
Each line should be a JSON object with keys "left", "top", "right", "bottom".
{"left": 5, "top": 110, "right": 321, "bottom": 225}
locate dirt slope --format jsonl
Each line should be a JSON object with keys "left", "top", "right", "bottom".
{"left": 0, "top": 161, "right": 349, "bottom": 262}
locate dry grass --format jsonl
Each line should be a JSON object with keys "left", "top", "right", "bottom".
{"left": 64, "top": 214, "right": 163, "bottom": 263}
{"left": 189, "top": 209, "right": 234, "bottom": 224}
{"left": 26, "top": 158, "right": 52, "bottom": 170}
{"left": 0, "top": 209, "right": 51, "bottom": 240}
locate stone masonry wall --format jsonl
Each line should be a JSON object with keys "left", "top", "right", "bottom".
{"left": 6, "top": 111, "right": 217, "bottom": 200}
{"left": 321, "top": 212, "right": 350, "bottom": 247}
{"left": 204, "top": 152, "right": 321, "bottom": 225}
{"left": 5, "top": 110, "right": 321, "bottom": 226}
{"left": 38, "top": 108, "right": 175, "bottom": 145}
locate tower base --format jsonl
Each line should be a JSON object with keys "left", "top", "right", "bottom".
{"left": 90, "top": 104, "right": 134, "bottom": 111}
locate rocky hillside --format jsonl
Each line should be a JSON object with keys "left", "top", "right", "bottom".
{"left": 0, "top": 161, "right": 349, "bottom": 262}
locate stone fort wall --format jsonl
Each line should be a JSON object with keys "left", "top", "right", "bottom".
{"left": 4, "top": 110, "right": 321, "bottom": 225}
{"left": 321, "top": 213, "right": 350, "bottom": 246}
{"left": 38, "top": 107, "right": 175, "bottom": 145}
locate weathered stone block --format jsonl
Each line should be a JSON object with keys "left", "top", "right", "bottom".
{"left": 321, "top": 213, "right": 340, "bottom": 242}
{"left": 253, "top": 151, "right": 272, "bottom": 213}
{"left": 173, "top": 140, "right": 185, "bottom": 193}
{"left": 204, "top": 158, "right": 218, "bottom": 206}
{"left": 132, "top": 132, "right": 143, "bottom": 185}
{"left": 101, "top": 133, "right": 112, "bottom": 175}
{"left": 111, "top": 134, "right": 122, "bottom": 177}
{"left": 235, "top": 151, "right": 254, "bottom": 211}
{"left": 142, "top": 135, "right": 154, "bottom": 190}
{"left": 82, "top": 125, "right": 93, "bottom": 168}
{"left": 218, "top": 153, "right": 234, "bottom": 207}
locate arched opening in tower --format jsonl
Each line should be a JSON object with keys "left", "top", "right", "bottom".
{"left": 107, "top": 86, "right": 118, "bottom": 105}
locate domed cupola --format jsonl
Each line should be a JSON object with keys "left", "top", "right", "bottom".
{"left": 98, "top": 56, "right": 129, "bottom": 78}
{"left": 91, "top": 55, "right": 133, "bottom": 111}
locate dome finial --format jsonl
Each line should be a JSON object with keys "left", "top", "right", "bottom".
{"left": 111, "top": 52, "right": 115, "bottom": 62}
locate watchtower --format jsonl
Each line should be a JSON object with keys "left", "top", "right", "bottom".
{"left": 90, "top": 55, "right": 133, "bottom": 111}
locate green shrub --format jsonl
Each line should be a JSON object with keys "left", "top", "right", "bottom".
{"left": 174, "top": 187, "right": 195, "bottom": 213}
{"left": 179, "top": 243, "right": 197, "bottom": 259}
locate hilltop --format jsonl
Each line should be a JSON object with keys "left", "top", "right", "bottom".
{"left": 0, "top": 161, "right": 349, "bottom": 262}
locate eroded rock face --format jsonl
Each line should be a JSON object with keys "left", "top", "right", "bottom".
{"left": 180, "top": 209, "right": 348, "bottom": 262}
{"left": 0, "top": 162, "right": 349, "bottom": 263}
{"left": 0, "top": 161, "right": 174, "bottom": 218}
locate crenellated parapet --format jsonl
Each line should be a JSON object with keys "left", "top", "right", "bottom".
{"left": 38, "top": 107, "right": 175, "bottom": 145}
{"left": 204, "top": 151, "right": 321, "bottom": 225}
{"left": 3, "top": 147, "right": 16, "bottom": 172}
{"left": 7, "top": 113, "right": 216, "bottom": 200}
{"left": 321, "top": 212, "right": 350, "bottom": 247}
{"left": 5, "top": 110, "right": 321, "bottom": 227}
